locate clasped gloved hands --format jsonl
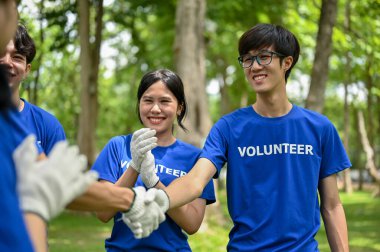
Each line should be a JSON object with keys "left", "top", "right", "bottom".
{"left": 122, "top": 186, "right": 170, "bottom": 239}
{"left": 13, "top": 135, "right": 99, "bottom": 222}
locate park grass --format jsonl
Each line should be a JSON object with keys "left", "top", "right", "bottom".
{"left": 48, "top": 190, "right": 380, "bottom": 252}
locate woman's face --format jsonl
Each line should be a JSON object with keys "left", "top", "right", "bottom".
{"left": 139, "top": 80, "right": 181, "bottom": 138}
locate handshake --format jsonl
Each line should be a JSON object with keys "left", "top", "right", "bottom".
{"left": 121, "top": 186, "right": 169, "bottom": 238}
{"left": 122, "top": 128, "right": 170, "bottom": 238}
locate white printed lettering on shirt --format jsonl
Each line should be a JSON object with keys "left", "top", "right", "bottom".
{"left": 120, "top": 160, "right": 129, "bottom": 169}
{"left": 237, "top": 143, "right": 314, "bottom": 157}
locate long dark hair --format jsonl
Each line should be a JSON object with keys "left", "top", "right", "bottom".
{"left": 137, "top": 69, "right": 188, "bottom": 132}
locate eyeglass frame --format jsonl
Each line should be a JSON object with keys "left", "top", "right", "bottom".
{"left": 238, "top": 50, "right": 286, "bottom": 68}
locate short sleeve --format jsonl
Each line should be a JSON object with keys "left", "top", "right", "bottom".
{"left": 319, "top": 122, "right": 351, "bottom": 179}
{"left": 91, "top": 136, "right": 125, "bottom": 183}
{"left": 200, "top": 119, "right": 229, "bottom": 178}
{"left": 45, "top": 121, "right": 66, "bottom": 155}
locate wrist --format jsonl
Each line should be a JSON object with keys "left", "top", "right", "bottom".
{"left": 129, "top": 161, "right": 140, "bottom": 173}
{"left": 142, "top": 173, "right": 159, "bottom": 188}
{"left": 124, "top": 188, "right": 136, "bottom": 213}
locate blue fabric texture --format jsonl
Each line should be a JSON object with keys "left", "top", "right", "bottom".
{"left": 0, "top": 109, "right": 35, "bottom": 252}
{"left": 20, "top": 99, "right": 66, "bottom": 154}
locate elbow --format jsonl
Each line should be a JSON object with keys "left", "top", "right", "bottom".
{"left": 96, "top": 213, "right": 112, "bottom": 223}
{"left": 183, "top": 222, "right": 202, "bottom": 235}
{"left": 192, "top": 183, "right": 204, "bottom": 199}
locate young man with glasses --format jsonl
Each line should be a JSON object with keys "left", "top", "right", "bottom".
{"left": 131, "top": 23, "right": 351, "bottom": 251}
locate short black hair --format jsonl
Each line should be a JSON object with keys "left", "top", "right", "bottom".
{"left": 238, "top": 23, "right": 300, "bottom": 82}
{"left": 0, "top": 65, "right": 13, "bottom": 110}
{"left": 137, "top": 69, "right": 188, "bottom": 132}
{"left": 14, "top": 24, "right": 36, "bottom": 64}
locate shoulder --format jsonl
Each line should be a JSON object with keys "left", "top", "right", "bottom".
{"left": 108, "top": 135, "right": 131, "bottom": 146}
{"left": 176, "top": 139, "right": 201, "bottom": 153}
{"left": 23, "top": 99, "right": 62, "bottom": 124}
{"left": 220, "top": 106, "right": 251, "bottom": 121}
{"left": 293, "top": 105, "right": 332, "bottom": 126}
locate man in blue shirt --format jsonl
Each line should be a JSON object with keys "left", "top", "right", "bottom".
{"left": 0, "top": 24, "right": 66, "bottom": 154}
{"left": 133, "top": 24, "right": 351, "bottom": 252}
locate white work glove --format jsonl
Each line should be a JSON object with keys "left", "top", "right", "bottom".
{"left": 130, "top": 128, "right": 157, "bottom": 173}
{"left": 122, "top": 187, "right": 166, "bottom": 238}
{"left": 145, "top": 187, "right": 170, "bottom": 214}
{"left": 13, "top": 135, "right": 99, "bottom": 222}
{"left": 140, "top": 151, "right": 159, "bottom": 188}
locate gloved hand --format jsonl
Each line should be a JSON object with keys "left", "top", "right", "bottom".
{"left": 145, "top": 187, "right": 170, "bottom": 213}
{"left": 130, "top": 128, "right": 157, "bottom": 173}
{"left": 140, "top": 151, "right": 159, "bottom": 188}
{"left": 122, "top": 187, "right": 166, "bottom": 238}
{"left": 13, "top": 135, "right": 99, "bottom": 222}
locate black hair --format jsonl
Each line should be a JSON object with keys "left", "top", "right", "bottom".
{"left": 136, "top": 69, "right": 188, "bottom": 132}
{"left": 238, "top": 23, "right": 300, "bottom": 82}
{"left": 14, "top": 24, "right": 36, "bottom": 64}
{"left": 0, "top": 65, "right": 13, "bottom": 110}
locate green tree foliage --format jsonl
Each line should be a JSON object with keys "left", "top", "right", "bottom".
{"left": 17, "top": 0, "right": 380, "bottom": 166}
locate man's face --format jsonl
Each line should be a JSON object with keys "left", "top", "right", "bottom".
{"left": 0, "top": 40, "right": 31, "bottom": 92}
{"left": 242, "top": 46, "right": 292, "bottom": 95}
{"left": 0, "top": 0, "right": 18, "bottom": 54}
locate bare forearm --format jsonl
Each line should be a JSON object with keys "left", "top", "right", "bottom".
{"left": 156, "top": 182, "right": 206, "bottom": 234}
{"left": 165, "top": 175, "right": 204, "bottom": 209}
{"left": 321, "top": 203, "right": 349, "bottom": 252}
{"left": 165, "top": 158, "right": 216, "bottom": 209}
{"left": 67, "top": 182, "right": 134, "bottom": 212}
{"left": 96, "top": 169, "right": 138, "bottom": 222}
{"left": 24, "top": 213, "right": 47, "bottom": 252}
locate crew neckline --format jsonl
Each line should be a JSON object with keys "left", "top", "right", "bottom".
{"left": 249, "top": 104, "right": 298, "bottom": 122}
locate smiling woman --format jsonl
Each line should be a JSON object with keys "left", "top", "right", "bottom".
{"left": 90, "top": 69, "right": 216, "bottom": 252}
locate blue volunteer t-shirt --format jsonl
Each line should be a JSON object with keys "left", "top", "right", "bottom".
{"left": 0, "top": 109, "right": 35, "bottom": 252}
{"left": 92, "top": 135, "right": 216, "bottom": 252}
{"left": 19, "top": 98, "right": 66, "bottom": 154}
{"left": 200, "top": 104, "right": 351, "bottom": 252}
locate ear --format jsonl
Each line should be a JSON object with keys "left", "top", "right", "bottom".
{"left": 283, "top": 56, "right": 293, "bottom": 71}
{"left": 24, "top": 63, "right": 31, "bottom": 76}
{"left": 177, "top": 104, "right": 183, "bottom": 116}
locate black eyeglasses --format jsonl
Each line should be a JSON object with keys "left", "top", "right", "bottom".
{"left": 238, "top": 50, "right": 285, "bottom": 68}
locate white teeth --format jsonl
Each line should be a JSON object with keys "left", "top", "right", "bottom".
{"left": 253, "top": 75, "right": 266, "bottom": 81}
{"left": 150, "top": 118, "right": 162, "bottom": 124}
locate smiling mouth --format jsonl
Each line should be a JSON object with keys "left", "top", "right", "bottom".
{"left": 253, "top": 74, "right": 267, "bottom": 81}
{"left": 149, "top": 117, "right": 164, "bottom": 124}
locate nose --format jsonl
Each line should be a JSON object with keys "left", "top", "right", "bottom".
{"left": 151, "top": 103, "right": 161, "bottom": 113}
{"left": 0, "top": 54, "right": 12, "bottom": 67}
{"left": 250, "top": 58, "right": 262, "bottom": 70}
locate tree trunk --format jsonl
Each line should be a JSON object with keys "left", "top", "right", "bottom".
{"left": 174, "top": 0, "right": 227, "bottom": 228}
{"left": 77, "top": 0, "right": 103, "bottom": 166}
{"left": 342, "top": 0, "right": 353, "bottom": 194}
{"left": 353, "top": 107, "right": 364, "bottom": 191}
{"left": 174, "top": 0, "right": 212, "bottom": 147}
{"left": 343, "top": 80, "right": 352, "bottom": 193}
{"left": 357, "top": 110, "right": 380, "bottom": 197}
{"left": 305, "top": 0, "right": 338, "bottom": 113}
